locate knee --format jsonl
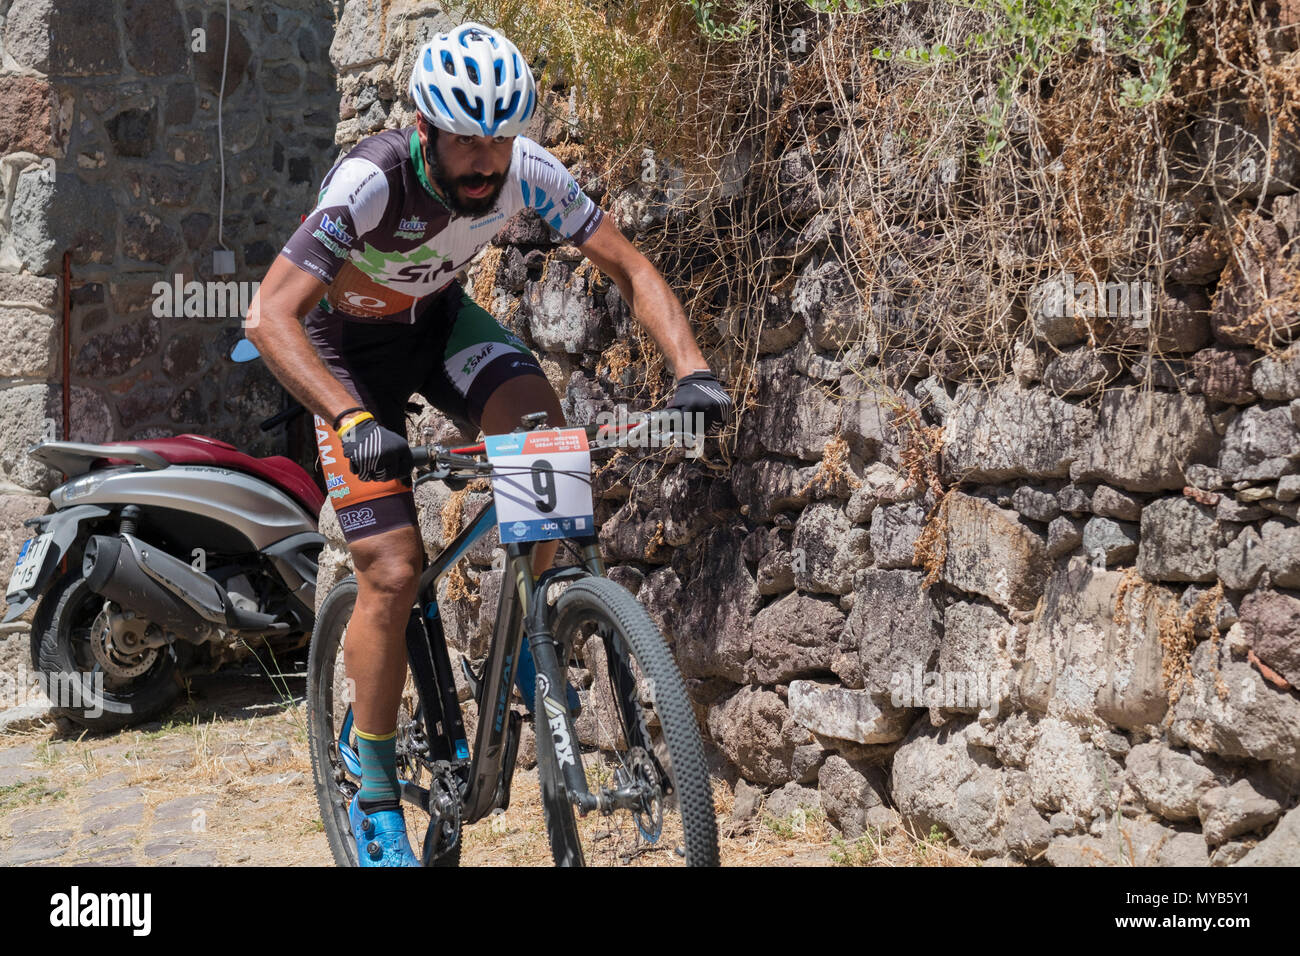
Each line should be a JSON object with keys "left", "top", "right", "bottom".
{"left": 351, "top": 535, "right": 422, "bottom": 600}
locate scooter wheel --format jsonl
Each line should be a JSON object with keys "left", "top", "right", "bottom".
{"left": 35, "top": 569, "right": 186, "bottom": 732}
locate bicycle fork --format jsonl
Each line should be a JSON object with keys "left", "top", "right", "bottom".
{"left": 527, "top": 621, "right": 594, "bottom": 812}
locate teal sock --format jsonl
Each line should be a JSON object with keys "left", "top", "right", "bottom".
{"left": 355, "top": 728, "right": 401, "bottom": 813}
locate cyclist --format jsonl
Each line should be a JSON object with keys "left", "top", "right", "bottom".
{"left": 246, "top": 22, "right": 731, "bottom": 866}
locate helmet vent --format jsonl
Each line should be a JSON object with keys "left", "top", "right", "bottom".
{"left": 454, "top": 88, "right": 485, "bottom": 122}
{"left": 496, "top": 90, "right": 520, "bottom": 121}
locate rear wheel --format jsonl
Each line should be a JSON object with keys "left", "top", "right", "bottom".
{"left": 535, "top": 576, "right": 718, "bottom": 866}
{"left": 306, "top": 576, "right": 460, "bottom": 867}
{"left": 35, "top": 569, "right": 185, "bottom": 732}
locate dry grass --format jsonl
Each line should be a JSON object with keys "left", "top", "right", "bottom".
{"left": 798, "top": 435, "right": 863, "bottom": 497}
{"left": 444, "top": 562, "right": 477, "bottom": 604}
{"left": 472, "top": 245, "right": 504, "bottom": 309}
{"left": 449, "top": 0, "right": 1298, "bottom": 474}
{"left": 441, "top": 486, "right": 471, "bottom": 543}
{"left": 0, "top": 705, "right": 983, "bottom": 867}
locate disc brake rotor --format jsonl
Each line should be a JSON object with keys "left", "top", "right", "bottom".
{"left": 622, "top": 746, "right": 664, "bottom": 842}
{"left": 89, "top": 605, "right": 159, "bottom": 679}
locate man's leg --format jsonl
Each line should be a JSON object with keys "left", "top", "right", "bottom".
{"left": 344, "top": 525, "right": 423, "bottom": 739}
{"left": 343, "top": 524, "right": 421, "bottom": 819}
{"left": 420, "top": 283, "right": 581, "bottom": 713}
{"left": 314, "top": 406, "right": 424, "bottom": 863}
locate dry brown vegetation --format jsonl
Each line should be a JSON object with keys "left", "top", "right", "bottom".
{"left": 461, "top": 0, "right": 1299, "bottom": 478}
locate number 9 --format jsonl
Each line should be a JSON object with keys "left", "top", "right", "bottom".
{"left": 531, "top": 459, "right": 557, "bottom": 513}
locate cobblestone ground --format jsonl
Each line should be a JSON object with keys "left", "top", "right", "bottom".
{"left": 0, "top": 668, "right": 952, "bottom": 867}
{"left": 0, "top": 668, "right": 326, "bottom": 867}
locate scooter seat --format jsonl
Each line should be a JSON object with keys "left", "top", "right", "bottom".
{"left": 105, "top": 434, "right": 325, "bottom": 518}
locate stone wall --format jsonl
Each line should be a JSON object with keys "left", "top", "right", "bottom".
{"left": 311, "top": 0, "right": 1300, "bottom": 866}
{"left": 0, "top": 0, "right": 339, "bottom": 694}
{"left": 1, "top": 0, "right": 1293, "bottom": 865}
{"left": 0, "top": 0, "right": 339, "bottom": 488}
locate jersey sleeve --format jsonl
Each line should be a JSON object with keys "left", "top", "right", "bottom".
{"left": 279, "top": 156, "right": 390, "bottom": 284}
{"left": 516, "top": 139, "right": 604, "bottom": 245}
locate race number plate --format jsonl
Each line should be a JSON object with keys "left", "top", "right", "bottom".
{"left": 483, "top": 428, "right": 595, "bottom": 544}
{"left": 6, "top": 532, "right": 53, "bottom": 597}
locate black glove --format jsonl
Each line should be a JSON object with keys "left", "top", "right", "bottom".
{"left": 665, "top": 369, "right": 732, "bottom": 432}
{"left": 339, "top": 414, "right": 413, "bottom": 484}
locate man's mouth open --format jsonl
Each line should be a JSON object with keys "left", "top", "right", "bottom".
{"left": 460, "top": 179, "right": 496, "bottom": 199}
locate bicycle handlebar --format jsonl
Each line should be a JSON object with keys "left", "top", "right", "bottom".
{"left": 408, "top": 411, "right": 698, "bottom": 477}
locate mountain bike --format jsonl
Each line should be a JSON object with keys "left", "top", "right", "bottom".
{"left": 305, "top": 411, "right": 719, "bottom": 866}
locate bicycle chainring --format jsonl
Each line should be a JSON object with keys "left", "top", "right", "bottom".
{"left": 422, "top": 767, "right": 463, "bottom": 865}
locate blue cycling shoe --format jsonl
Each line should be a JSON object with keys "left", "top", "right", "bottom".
{"left": 349, "top": 794, "right": 420, "bottom": 867}
{"left": 514, "top": 634, "right": 581, "bottom": 716}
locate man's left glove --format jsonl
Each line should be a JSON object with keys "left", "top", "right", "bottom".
{"left": 339, "top": 413, "right": 414, "bottom": 484}
{"left": 665, "top": 369, "right": 732, "bottom": 432}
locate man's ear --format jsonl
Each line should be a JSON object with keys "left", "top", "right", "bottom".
{"left": 416, "top": 114, "right": 438, "bottom": 154}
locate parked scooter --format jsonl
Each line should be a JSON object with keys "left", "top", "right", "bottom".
{"left": 3, "top": 399, "right": 324, "bottom": 732}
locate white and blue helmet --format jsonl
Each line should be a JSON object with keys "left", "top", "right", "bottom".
{"left": 409, "top": 22, "right": 536, "bottom": 137}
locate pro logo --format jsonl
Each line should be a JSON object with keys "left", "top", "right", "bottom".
{"left": 338, "top": 507, "right": 376, "bottom": 531}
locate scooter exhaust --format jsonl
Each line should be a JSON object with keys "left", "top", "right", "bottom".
{"left": 83, "top": 534, "right": 283, "bottom": 641}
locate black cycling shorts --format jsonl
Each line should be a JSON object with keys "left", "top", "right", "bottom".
{"left": 307, "top": 281, "right": 547, "bottom": 542}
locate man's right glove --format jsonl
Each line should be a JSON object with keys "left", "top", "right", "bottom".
{"left": 665, "top": 369, "right": 732, "bottom": 432}
{"left": 338, "top": 412, "right": 414, "bottom": 484}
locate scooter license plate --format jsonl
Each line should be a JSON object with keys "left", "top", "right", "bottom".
{"left": 6, "top": 532, "right": 53, "bottom": 597}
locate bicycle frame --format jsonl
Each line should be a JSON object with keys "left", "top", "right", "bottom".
{"left": 399, "top": 492, "right": 607, "bottom": 830}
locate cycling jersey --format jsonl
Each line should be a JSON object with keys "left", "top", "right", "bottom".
{"left": 311, "top": 281, "right": 548, "bottom": 542}
{"left": 277, "top": 125, "right": 600, "bottom": 539}
{"left": 279, "top": 126, "right": 604, "bottom": 322}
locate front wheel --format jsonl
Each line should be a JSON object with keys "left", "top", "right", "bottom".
{"left": 535, "top": 576, "right": 719, "bottom": 866}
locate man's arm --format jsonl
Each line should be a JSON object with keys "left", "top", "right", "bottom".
{"left": 577, "top": 216, "right": 710, "bottom": 378}
{"left": 245, "top": 255, "right": 361, "bottom": 427}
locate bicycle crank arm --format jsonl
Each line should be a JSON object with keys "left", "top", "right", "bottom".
{"left": 421, "top": 773, "right": 462, "bottom": 866}
{"left": 402, "top": 780, "right": 431, "bottom": 814}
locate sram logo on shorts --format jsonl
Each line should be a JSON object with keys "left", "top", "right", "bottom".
{"left": 314, "top": 417, "right": 337, "bottom": 467}
{"left": 338, "top": 507, "right": 377, "bottom": 531}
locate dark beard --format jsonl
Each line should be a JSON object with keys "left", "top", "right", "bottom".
{"left": 423, "top": 134, "right": 509, "bottom": 217}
